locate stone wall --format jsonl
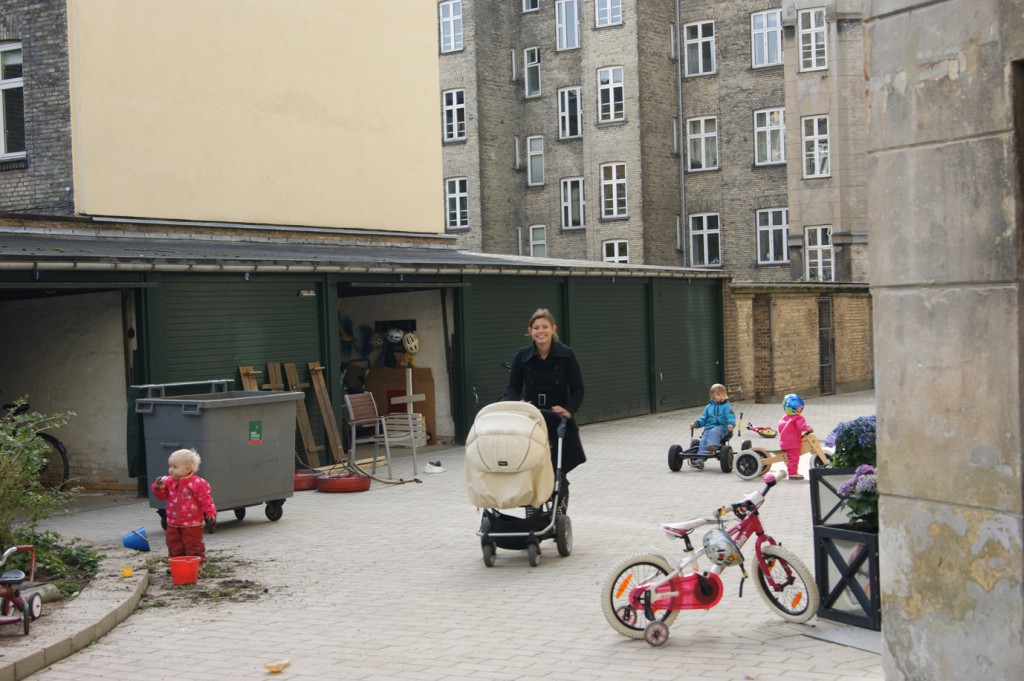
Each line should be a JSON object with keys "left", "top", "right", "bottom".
{"left": 865, "top": 0, "right": 1024, "bottom": 677}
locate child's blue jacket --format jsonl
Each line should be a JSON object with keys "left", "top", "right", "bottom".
{"left": 695, "top": 400, "right": 737, "bottom": 429}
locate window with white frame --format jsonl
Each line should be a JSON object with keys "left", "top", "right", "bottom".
{"left": 597, "top": 66, "right": 624, "bottom": 122}
{"left": 445, "top": 178, "right": 469, "bottom": 230}
{"left": 686, "top": 117, "right": 718, "bottom": 171}
{"left": 439, "top": 1, "right": 463, "bottom": 53}
{"left": 684, "top": 21, "right": 715, "bottom": 76}
{"left": 751, "top": 10, "right": 782, "bottom": 68}
{"left": 0, "top": 43, "right": 25, "bottom": 159}
{"left": 600, "top": 163, "right": 627, "bottom": 218}
{"left": 442, "top": 89, "right": 466, "bottom": 141}
{"left": 560, "top": 177, "right": 585, "bottom": 229}
{"left": 799, "top": 8, "right": 827, "bottom": 71}
{"left": 756, "top": 208, "right": 788, "bottom": 263}
{"left": 603, "top": 240, "right": 628, "bottom": 263}
{"left": 806, "top": 226, "right": 833, "bottom": 280}
{"left": 525, "top": 48, "right": 541, "bottom": 97}
{"left": 558, "top": 87, "right": 582, "bottom": 138}
{"left": 754, "top": 108, "right": 785, "bottom": 165}
{"left": 523, "top": 0, "right": 539, "bottom": 12}
{"left": 556, "top": 0, "right": 580, "bottom": 50}
{"left": 527, "top": 136, "right": 544, "bottom": 185}
{"left": 530, "top": 225, "right": 547, "bottom": 257}
{"left": 690, "top": 213, "right": 721, "bottom": 266}
{"left": 596, "top": 0, "right": 622, "bottom": 27}
{"left": 802, "top": 115, "right": 830, "bottom": 178}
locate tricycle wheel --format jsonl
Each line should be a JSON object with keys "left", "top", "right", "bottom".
{"left": 265, "top": 501, "right": 285, "bottom": 521}
{"left": 667, "top": 444, "right": 683, "bottom": 472}
{"left": 21, "top": 602, "right": 30, "bottom": 635}
{"left": 26, "top": 592, "right": 41, "bottom": 620}
{"left": 528, "top": 541, "right": 540, "bottom": 567}
{"left": 734, "top": 451, "right": 764, "bottom": 481}
{"left": 234, "top": 508, "right": 247, "bottom": 521}
{"left": 719, "top": 446, "right": 734, "bottom": 473}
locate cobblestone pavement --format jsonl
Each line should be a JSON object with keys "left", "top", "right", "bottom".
{"left": 26, "top": 392, "right": 882, "bottom": 681}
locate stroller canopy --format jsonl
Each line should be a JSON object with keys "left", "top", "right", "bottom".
{"left": 465, "top": 401, "right": 554, "bottom": 509}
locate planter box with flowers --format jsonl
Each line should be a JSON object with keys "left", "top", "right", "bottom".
{"left": 810, "top": 416, "right": 881, "bottom": 631}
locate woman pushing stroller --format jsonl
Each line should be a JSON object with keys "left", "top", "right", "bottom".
{"left": 504, "top": 308, "right": 586, "bottom": 511}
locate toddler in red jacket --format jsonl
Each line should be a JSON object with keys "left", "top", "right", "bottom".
{"left": 151, "top": 448, "right": 217, "bottom": 563}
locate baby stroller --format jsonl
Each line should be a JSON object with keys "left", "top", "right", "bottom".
{"left": 465, "top": 401, "right": 572, "bottom": 567}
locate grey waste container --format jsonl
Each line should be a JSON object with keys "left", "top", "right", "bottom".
{"left": 135, "top": 380, "right": 303, "bottom": 527}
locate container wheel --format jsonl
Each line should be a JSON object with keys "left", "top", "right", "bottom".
{"left": 734, "top": 451, "right": 764, "bottom": 481}
{"left": 265, "top": 501, "right": 285, "bottom": 521}
{"left": 234, "top": 507, "right": 246, "bottom": 521}
{"left": 667, "top": 444, "right": 683, "bottom": 472}
{"left": 158, "top": 509, "right": 167, "bottom": 531}
{"left": 528, "top": 541, "right": 540, "bottom": 567}
{"left": 556, "top": 514, "right": 573, "bottom": 557}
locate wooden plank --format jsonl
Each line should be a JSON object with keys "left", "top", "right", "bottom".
{"left": 284, "top": 362, "right": 324, "bottom": 469}
{"left": 308, "top": 361, "right": 345, "bottom": 464}
{"left": 264, "top": 362, "right": 285, "bottom": 391}
{"left": 238, "top": 365, "right": 262, "bottom": 391}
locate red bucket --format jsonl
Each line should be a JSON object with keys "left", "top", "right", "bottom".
{"left": 168, "top": 556, "right": 201, "bottom": 585}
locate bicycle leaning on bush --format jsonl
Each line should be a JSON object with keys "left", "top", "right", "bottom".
{"left": 1, "top": 401, "right": 70, "bottom": 490}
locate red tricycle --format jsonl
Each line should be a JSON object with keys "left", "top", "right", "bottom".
{"left": 0, "top": 545, "right": 42, "bottom": 636}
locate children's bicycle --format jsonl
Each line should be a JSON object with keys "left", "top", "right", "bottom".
{"left": 601, "top": 469, "right": 819, "bottom": 646}
{"left": 733, "top": 432, "right": 831, "bottom": 481}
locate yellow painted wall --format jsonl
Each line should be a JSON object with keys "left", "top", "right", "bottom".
{"left": 67, "top": 0, "right": 443, "bottom": 233}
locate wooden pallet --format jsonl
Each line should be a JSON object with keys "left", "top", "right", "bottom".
{"left": 264, "top": 362, "right": 285, "bottom": 391}
{"left": 238, "top": 365, "right": 263, "bottom": 391}
{"left": 284, "top": 362, "right": 325, "bottom": 469}
{"left": 308, "top": 361, "right": 345, "bottom": 464}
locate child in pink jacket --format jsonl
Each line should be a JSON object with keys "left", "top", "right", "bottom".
{"left": 151, "top": 448, "right": 217, "bottom": 562}
{"left": 778, "top": 394, "right": 812, "bottom": 480}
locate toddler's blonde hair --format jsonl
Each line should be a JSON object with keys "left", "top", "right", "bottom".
{"left": 170, "top": 448, "right": 201, "bottom": 472}
{"left": 710, "top": 383, "right": 728, "bottom": 398}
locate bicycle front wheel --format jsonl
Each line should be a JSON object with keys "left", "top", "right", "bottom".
{"left": 36, "top": 432, "right": 69, "bottom": 490}
{"left": 601, "top": 553, "right": 679, "bottom": 639}
{"left": 754, "top": 544, "right": 819, "bottom": 623}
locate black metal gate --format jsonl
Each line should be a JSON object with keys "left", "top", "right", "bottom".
{"left": 818, "top": 297, "right": 836, "bottom": 395}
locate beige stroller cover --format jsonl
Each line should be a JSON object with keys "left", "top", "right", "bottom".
{"left": 465, "top": 401, "right": 554, "bottom": 509}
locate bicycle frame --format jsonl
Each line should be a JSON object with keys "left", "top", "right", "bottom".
{"left": 625, "top": 474, "right": 797, "bottom": 615}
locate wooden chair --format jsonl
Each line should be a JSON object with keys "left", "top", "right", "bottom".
{"left": 342, "top": 392, "right": 420, "bottom": 477}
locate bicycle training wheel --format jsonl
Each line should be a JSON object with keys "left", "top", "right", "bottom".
{"left": 601, "top": 553, "right": 679, "bottom": 639}
{"left": 36, "top": 432, "right": 69, "bottom": 490}
{"left": 754, "top": 544, "right": 819, "bottom": 623}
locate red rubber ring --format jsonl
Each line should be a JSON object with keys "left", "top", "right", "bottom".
{"left": 293, "top": 471, "right": 322, "bottom": 491}
{"left": 315, "top": 473, "right": 371, "bottom": 493}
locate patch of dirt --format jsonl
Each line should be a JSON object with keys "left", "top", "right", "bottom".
{"left": 139, "top": 554, "right": 267, "bottom": 609}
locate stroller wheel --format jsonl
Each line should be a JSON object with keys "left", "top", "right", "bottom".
{"left": 556, "top": 514, "right": 573, "bottom": 557}
{"left": 528, "top": 541, "right": 541, "bottom": 567}
{"left": 482, "top": 542, "right": 496, "bottom": 567}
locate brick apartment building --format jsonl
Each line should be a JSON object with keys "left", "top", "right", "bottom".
{"left": 438, "top": 0, "right": 869, "bottom": 283}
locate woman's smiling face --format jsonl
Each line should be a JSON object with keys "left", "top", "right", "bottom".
{"left": 529, "top": 318, "right": 556, "bottom": 346}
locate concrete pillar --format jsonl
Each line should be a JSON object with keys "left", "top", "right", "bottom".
{"left": 865, "top": 0, "right": 1024, "bottom": 678}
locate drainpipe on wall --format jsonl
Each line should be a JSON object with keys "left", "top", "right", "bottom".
{"left": 675, "top": 0, "right": 687, "bottom": 267}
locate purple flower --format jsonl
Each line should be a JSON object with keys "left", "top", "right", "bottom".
{"left": 854, "top": 474, "right": 877, "bottom": 495}
{"left": 855, "top": 464, "right": 875, "bottom": 476}
{"left": 837, "top": 480, "right": 855, "bottom": 496}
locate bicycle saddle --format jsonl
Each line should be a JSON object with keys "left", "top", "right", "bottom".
{"left": 0, "top": 569, "right": 26, "bottom": 585}
{"left": 660, "top": 518, "right": 710, "bottom": 538}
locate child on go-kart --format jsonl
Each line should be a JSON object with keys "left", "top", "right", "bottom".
{"left": 688, "top": 384, "right": 736, "bottom": 469}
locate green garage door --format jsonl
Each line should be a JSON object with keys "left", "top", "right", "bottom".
{"left": 146, "top": 275, "right": 323, "bottom": 383}
{"left": 652, "top": 278, "right": 723, "bottom": 411}
{"left": 455, "top": 277, "right": 565, "bottom": 436}
{"left": 566, "top": 278, "right": 650, "bottom": 424}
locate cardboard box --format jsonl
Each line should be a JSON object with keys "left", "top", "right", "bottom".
{"left": 363, "top": 367, "right": 435, "bottom": 444}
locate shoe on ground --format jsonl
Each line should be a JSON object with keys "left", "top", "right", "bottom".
{"left": 789, "top": 474, "right": 805, "bottom": 480}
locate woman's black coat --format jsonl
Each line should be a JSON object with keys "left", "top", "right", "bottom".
{"left": 504, "top": 340, "right": 587, "bottom": 474}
